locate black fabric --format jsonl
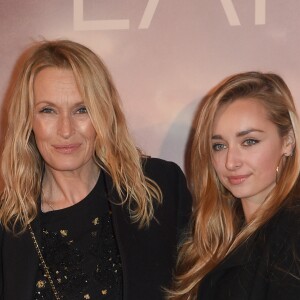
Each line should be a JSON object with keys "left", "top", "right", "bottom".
{"left": 34, "top": 172, "right": 122, "bottom": 299}
{"left": 197, "top": 201, "right": 300, "bottom": 300}
{"left": 0, "top": 157, "right": 192, "bottom": 300}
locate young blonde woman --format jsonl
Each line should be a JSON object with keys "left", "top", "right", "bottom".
{"left": 0, "top": 40, "right": 192, "bottom": 300}
{"left": 169, "top": 72, "right": 300, "bottom": 299}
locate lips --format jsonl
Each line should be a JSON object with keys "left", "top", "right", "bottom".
{"left": 227, "top": 175, "right": 250, "bottom": 185}
{"left": 53, "top": 144, "right": 81, "bottom": 154}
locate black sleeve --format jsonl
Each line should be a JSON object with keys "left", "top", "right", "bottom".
{"left": 111, "top": 157, "right": 193, "bottom": 300}
{"left": 171, "top": 160, "right": 192, "bottom": 240}
{"left": 143, "top": 157, "right": 193, "bottom": 243}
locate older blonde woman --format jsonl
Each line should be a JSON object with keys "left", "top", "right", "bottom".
{"left": 0, "top": 40, "right": 191, "bottom": 300}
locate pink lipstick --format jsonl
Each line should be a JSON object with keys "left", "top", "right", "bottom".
{"left": 53, "top": 144, "right": 81, "bottom": 154}
{"left": 227, "top": 175, "right": 250, "bottom": 185}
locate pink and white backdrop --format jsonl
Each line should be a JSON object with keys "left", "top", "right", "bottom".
{"left": 1, "top": 0, "right": 300, "bottom": 171}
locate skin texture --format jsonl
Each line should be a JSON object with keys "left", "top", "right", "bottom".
{"left": 211, "top": 98, "right": 293, "bottom": 221}
{"left": 32, "top": 67, "right": 99, "bottom": 210}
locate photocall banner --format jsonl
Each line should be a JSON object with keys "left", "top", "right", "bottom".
{"left": 1, "top": 0, "right": 299, "bottom": 169}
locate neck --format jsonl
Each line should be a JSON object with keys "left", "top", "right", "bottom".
{"left": 41, "top": 163, "right": 100, "bottom": 212}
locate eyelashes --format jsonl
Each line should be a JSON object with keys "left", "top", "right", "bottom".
{"left": 212, "top": 139, "right": 260, "bottom": 151}
{"left": 212, "top": 143, "right": 226, "bottom": 151}
{"left": 38, "top": 105, "right": 88, "bottom": 114}
{"left": 76, "top": 106, "right": 88, "bottom": 114}
{"left": 242, "top": 138, "right": 259, "bottom": 146}
{"left": 39, "top": 107, "right": 54, "bottom": 114}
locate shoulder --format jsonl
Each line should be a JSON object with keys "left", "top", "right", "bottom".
{"left": 263, "top": 201, "right": 300, "bottom": 253}
{"left": 142, "top": 156, "right": 185, "bottom": 181}
{"left": 264, "top": 201, "right": 300, "bottom": 286}
{"left": 270, "top": 201, "right": 300, "bottom": 239}
{"left": 142, "top": 157, "right": 192, "bottom": 225}
{"left": 279, "top": 203, "right": 300, "bottom": 251}
{"left": 141, "top": 157, "right": 190, "bottom": 196}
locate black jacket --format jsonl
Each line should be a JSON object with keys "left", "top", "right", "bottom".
{"left": 198, "top": 202, "right": 300, "bottom": 300}
{"left": 0, "top": 158, "right": 192, "bottom": 300}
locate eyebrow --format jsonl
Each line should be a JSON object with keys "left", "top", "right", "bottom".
{"left": 212, "top": 129, "right": 264, "bottom": 140}
{"left": 34, "top": 100, "right": 85, "bottom": 106}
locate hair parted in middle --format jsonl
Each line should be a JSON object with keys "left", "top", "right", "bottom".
{"left": 0, "top": 39, "right": 162, "bottom": 232}
{"left": 168, "top": 71, "right": 300, "bottom": 299}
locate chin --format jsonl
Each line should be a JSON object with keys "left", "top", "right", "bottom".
{"left": 47, "top": 163, "right": 85, "bottom": 172}
{"left": 227, "top": 188, "right": 251, "bottom": 200}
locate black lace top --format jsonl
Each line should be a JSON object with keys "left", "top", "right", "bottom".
{"left": 34, "top": 173, "right": 123, "bottom": 300}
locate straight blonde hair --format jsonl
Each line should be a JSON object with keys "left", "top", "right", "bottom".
{"left": 168, "top": 72, "right": 300, "bottom": 299}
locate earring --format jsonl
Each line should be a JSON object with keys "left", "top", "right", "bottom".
{"left": 284, "top": 153, "right": 293, "bottom": 158}
{"left": 275, "top": 153, "right": 285, "bottom": 184}
{"left": 276, "top": 152, "right": 291, "bottom": 183}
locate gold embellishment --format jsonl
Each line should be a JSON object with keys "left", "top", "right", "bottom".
{"left": 28, "top": 224, "right": 61, "bottom": 300}
{"left": 101, "top": 289, "right": 108, "bottom": 295}
{"left": 36, "top": 280, "right": 46, "bottom": 289}
{"left": 84, "top": 294, "right": 91, "bottom": 299}
{"left": 92, "top": 217, "right": 100, "bottom": 225}
{"left": 60, "top": 229, "right": 68, "bottom": 237}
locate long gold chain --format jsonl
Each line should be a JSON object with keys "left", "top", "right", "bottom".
{"left": 28, "top": 224, "right": 61, "bottom": 300}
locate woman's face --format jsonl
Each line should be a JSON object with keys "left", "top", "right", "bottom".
{"left": 32, "top": 67, "right": 97, "bottom": 175}
{"left": 211, "top": 98, "right": 292, "bottom": 207}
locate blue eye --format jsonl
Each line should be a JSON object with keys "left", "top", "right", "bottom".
{"left": 212, "top": 143, "right": 226, "bottom": 151}
{"left": 243, "top": 139, "right": 259, "bottom": 146}
{"left": 40, "top": 107, "right": 54, "bottom": 113}
{"left": 76, "top": 106, "right": 88, "bottom": 114}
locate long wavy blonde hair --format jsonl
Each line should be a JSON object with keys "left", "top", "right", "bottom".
{"left": 0, "top": 39, "right": 162, "bottom": 233}
{"left": 169, "top": 72, "right": 300, "bottom": 299}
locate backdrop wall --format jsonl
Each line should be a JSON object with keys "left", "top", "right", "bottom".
{"left": 1, "top": 0, "right": 300, "bottom": 170}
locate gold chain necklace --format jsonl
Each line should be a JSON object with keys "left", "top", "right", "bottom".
{"left": 28, "top": 224, "right": 61, "bottom": 300}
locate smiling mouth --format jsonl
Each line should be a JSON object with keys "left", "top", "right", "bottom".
{"left": 227, "top": 175, "right": 250, "bottom": 185}
{"left": 53, "top": 144, "right": 81, "bottom": 154}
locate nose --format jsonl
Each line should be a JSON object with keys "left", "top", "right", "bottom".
{"left": 225, "top": 146, "right": 242, "bottom": 170}
{"left": 58, "top": 114, "right": 74, "bottom": 139}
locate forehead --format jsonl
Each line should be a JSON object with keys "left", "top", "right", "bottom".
{"left": 34, "top": 67, "right": 76, "bottom": 87}
{"left": 212, "top": 98, "right": 273, "bottom": 132}
{"left": 33, "top": 67, "right": 83, "bottom": 102}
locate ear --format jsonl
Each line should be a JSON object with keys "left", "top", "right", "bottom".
{"left": 283, "top": 129, "right": 295, "bottom": 156}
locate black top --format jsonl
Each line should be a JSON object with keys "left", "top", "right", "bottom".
{"left": 34, "top": 173, "right": 122, "bottom": 300}
{"left": 197, "top": 201, "right": 300, "bottom": 300}
{"left": 0, "top": 157, "right": 193, "bottom": 300}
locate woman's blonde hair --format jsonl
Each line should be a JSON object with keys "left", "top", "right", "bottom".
{"left": 0, "top": 39, "right": 162, "bottom": 233}
{"left": 169, "top": 71, "right": 300, "bottom": 299}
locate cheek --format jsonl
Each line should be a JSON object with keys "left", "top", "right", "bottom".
{"left": 212, "top": 154, "right": 225, "bottom": 176}
{"left": 254, "top": 153, "right": 279, "bottom": 179}
{"left": 79, "top": 122, "right": 97, "bottom": 143}
{"left": 32, "top": 118, "right": 53, "bottom": 144}
{"left": 252, "top": 144, "right": 282, "bottom": 170}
